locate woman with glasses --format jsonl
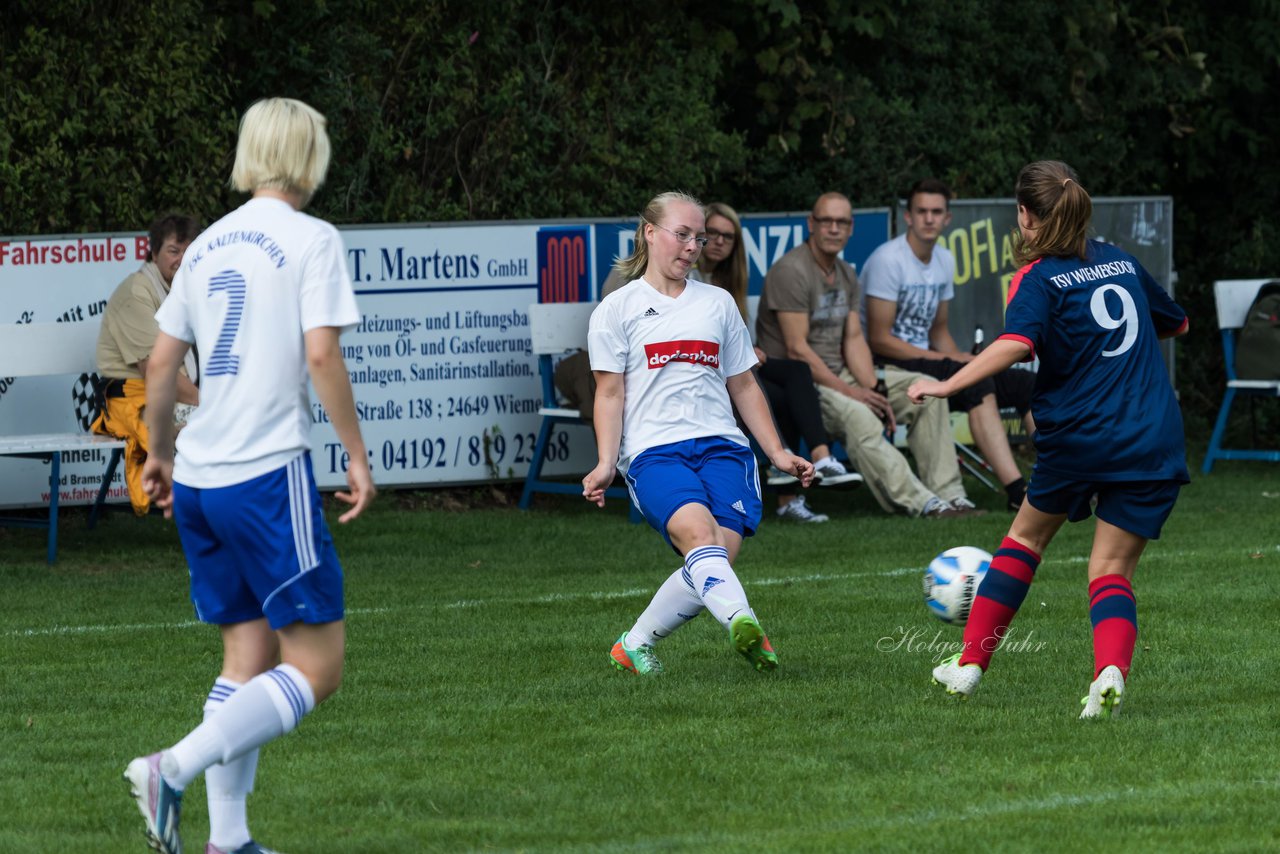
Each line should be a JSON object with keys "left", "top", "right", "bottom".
{"left": 583, "top": 191, "right": 813, "bottom": 676}
{"left": 698, "top": 202, "right": 862, "bottom": 525}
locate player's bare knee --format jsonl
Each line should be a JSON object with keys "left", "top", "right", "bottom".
{"left": 289, "top": 657, "right": 343, "bottom": 703}
{"left": 311, "top": 664, "right": 344, "bottom": 703}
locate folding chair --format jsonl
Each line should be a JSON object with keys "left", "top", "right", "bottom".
{"left": 1202, "top": 278, "right": 1280, "bottom": 473}
{"left": 890, "top": 417, "right": 1000, "bottom": 492}
{"left": 518, "top": 302, "right": 640, "bottom": 521}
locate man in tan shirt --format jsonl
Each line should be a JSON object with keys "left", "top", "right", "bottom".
{"left": 757, "top": 192, "right": 980, "bottom": 518}
{"left": 93, "top": 213, "right": 201, "bottom": 514}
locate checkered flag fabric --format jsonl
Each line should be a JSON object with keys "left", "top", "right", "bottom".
{"left": 72, "top": 372, "right": 101, "bottom": 432}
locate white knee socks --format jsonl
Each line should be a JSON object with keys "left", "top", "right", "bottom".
{"left": 681, "top": 545, "right": 751, "bottom": 629}
{"left": 203, "top": 678, "right": 257, "bottom": 850}
{"left": 625, "top": 567, "right": 705, "bottom": 648}
{"left": 163, "top": 664, "right": 315, "bottom": 791}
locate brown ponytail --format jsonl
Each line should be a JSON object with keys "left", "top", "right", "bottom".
{"left": 1012, "top": 160, "right": 1092, "bottom": 265}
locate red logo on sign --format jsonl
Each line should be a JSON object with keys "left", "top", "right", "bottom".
{"left": 644, "top": 340, "right": 720, "bottom": 369}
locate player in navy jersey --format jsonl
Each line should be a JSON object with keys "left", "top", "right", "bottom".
{"left": 584, "top": 191, "right": 814, "bottom": 676}
{"left": 907, "top": 160, "right": 1189, "bottom": 718}
{"left": 123, "top": 98, "right": 375, "bottom": 853}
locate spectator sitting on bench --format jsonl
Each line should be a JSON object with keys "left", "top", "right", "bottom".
{"left": 92, "top": 213, "right": 201, "bottom": 514}
{"left": 862, "top": 179, "right": 1035, "bottom": 511}
{"left": 757, "top": 191, "right": 980, "bottom": 518}
{"left": 696, "top": 201, "right": 861, "bottom": 525}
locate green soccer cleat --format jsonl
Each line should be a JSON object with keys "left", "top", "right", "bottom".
{"left": 730, "top": 614, "right": 778, "bottom": 672}
{"left": 932, "top": 652, "right": 982, "bottom": 698}
{"left": 610, "top": 633, "right": 663, "bottom": 675}
{"left": 1080, "top": 665, "right": 1125, "bottom": 719}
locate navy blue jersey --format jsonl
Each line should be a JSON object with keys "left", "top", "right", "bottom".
{"left": 999, "top": 241, "right": 1189, "bottom": 482}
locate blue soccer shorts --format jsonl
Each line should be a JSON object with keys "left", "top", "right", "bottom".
{"left": 624, "top": 436, "right": 762, "bottom": 548}
{"left": 1026, "top": 469, "right": 1183, "bottom": 540}
{"left": 173, "top": 452, "right": 345, "bottom": 629}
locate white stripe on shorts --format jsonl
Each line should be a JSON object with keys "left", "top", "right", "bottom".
{"left": 288, "top": 456, "right": 320, "bottom": 573}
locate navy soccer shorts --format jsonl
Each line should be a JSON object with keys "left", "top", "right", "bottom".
{"left": 1026, "top": 469, "right": 1183, "bottom": 540}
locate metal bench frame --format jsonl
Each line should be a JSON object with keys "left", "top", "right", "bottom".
{"left": 0, "top": 321, "right": 126, "bottom": 562}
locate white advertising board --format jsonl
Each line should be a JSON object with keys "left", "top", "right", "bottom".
{"left": 0, "top": 211, "right": 889, "bottom": 509}
{"left": 0, "top": 235, "right": 147, "bottom": 510}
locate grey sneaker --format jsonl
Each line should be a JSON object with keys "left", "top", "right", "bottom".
{"left": 207, "top": 843, "right": 282, "bottom": 854}
{"left": 812, "top": 456, "right": 863, "bottom": 487}
{"left": 766, "top": 465, "right": 800, "bottom": 486}
{"left": 949, "top": 497, "right": 988, "bottom": 517}
{"left": 777, "top": 495, "right": 828, "bottom": 523}
{"left": 922, "top": 496, "right": 963, "bottom": 518}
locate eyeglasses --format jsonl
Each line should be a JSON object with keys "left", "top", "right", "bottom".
{"left": 653, "top": 223, "right": 708, "bottom": 248}
{"left": 812, "top": 216, "right": 853, "bottom": 230}
{"left": 705, "top": 229, "right": 735, "bottom": 243}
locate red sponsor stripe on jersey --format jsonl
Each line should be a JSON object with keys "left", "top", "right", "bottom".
{"left": 1007, "top": 258, "right": 1043, "bottom": 305}
{"left": 644, "top": 340, "right": 721, "bottom": 369}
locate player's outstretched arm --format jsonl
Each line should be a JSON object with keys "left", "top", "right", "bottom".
{"left": 583, "top": 371, "right": 623, "bottom": 507}
{"left": 306, "top": 326, "right": 376, "bottom": 523}
{"left": 727, "top": 370, "right": 815, "bottom": 487}
{"left": 908, "top": 338, "right": 1029, "bottom": 404}
{"left": 141, "top": 332, "right": 190, "bottom": 517}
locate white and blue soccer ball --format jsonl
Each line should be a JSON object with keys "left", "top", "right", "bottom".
{"left": 923, "top": 546, "right": 992, "bottom": 625}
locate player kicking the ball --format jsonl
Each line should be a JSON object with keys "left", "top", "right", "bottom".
{"left": 123, "top": 98, "right": 374, "bottom": 853}
{"left": 908, "top": 161, "right": 1189, "bottom": 719}
{"left": 583, "top": 191, "right": 813, "bottom": 676}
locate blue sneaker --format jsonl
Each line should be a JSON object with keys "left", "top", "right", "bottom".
{"left": 206, "top": 842, "right": 281, "bottom": 854}
{"left": 125, "top": 752, "right": 184, "bottom": 854}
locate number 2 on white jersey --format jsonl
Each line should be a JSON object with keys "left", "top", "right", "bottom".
{"left": 1090, "top": 283, "right": 1138, "bottom": 357}
{"left": 206, "top": 269, "right": 246, "bottom": 376}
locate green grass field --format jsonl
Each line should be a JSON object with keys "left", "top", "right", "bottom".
{"left": 2, "top": 459, "right": 1278, "bottom": 852}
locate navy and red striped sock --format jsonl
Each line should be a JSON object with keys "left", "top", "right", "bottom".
{"left": 1088, "top": 574, "right": 1137, "bottom": 678}
{"left": 959, "top": 537, "right": 1041, "bottom": 670}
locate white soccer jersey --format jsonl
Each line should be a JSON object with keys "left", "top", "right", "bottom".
{"left": 157, "top": 197, "right": 360, "bottom": 488}
{"left": 587, "top": 277, "right": 757, "bottom": 472}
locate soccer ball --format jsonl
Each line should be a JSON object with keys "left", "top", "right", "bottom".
{"left": 923, "top": 546, "right": 992, "bottom": 625}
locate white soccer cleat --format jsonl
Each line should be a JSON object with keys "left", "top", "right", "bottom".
{"left": 124, "top": 752, "right": 184, "bottom": 854}
{"left": 1080, "top": 665, "right": 1125, "bottom": 719}
{"left": 932, "top": 652, "right": 982, "bottom": 698}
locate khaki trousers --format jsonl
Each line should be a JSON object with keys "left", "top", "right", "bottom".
{"left": 816, "top": 366, "right": 965, "bottom": 515}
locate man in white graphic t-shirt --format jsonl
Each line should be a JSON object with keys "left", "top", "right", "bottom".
{"left": 862, "top": 178, "right": 1035, "bottom": 511}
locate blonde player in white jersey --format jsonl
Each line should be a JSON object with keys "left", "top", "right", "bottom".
{"left": 584, "top": 191, "right": 814, "bottom": 676}
{"left": 123, "top": 98, "right": 375, "bottom": 854}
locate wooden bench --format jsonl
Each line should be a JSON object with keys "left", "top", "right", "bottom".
{"left": 0, "top": 321, "right": 126, "bottom": 563}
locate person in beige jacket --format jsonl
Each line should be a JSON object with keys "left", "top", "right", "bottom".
{"left": 92, "top": 212, "right": 200, "bottom": 514}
